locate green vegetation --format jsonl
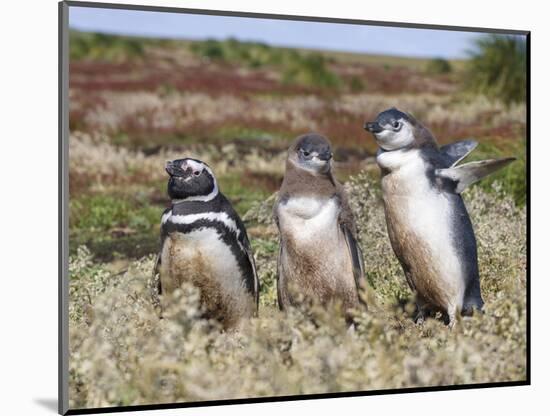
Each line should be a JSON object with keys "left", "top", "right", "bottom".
{"left": 281, "top": 53, "right": 341, "bottom": 88}
{"left": 425, "top": 57, "right": 452, "bottom": 74}
{"left": 189, "top": 38, "right": 341, "bottom": 88}
{"left": 69, "top": 194, "right": 163, "bottom": 261}
{"left": 348, "top": 76, "right": 366, "bottom": 92}
{"left": 217, "top": 172, "right": 272, "bottom": 215}
{"left": 70, "top": 31, "right": 146, "bottom": 61}
{"left": 464, "top": 35, "right": 527, "bottom": 105}
{"left": 70, "top": 194, "right": 159, "bottom": 233}
{"left": 190, "top": 38, "right": 297, "bottom": 68}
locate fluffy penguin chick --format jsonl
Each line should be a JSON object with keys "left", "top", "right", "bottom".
{"left": 365, "top": 108, "right": 515, "bottom": 326}
{"left": 274, "top": 133, "right": 366, "bottom": 320}
{"left": 155, "top": 158, "right": 259, "bottom": 329}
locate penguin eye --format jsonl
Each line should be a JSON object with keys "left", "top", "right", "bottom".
{"left": 392, "top": 121, "right": 400, "bottom": 129}
{"left": 301, "top": 149, "right": 310, "bottom": 157}
{"left": 193, "top": 170, "right": 201, "bottom": 176}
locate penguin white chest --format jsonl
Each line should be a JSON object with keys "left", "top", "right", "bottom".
{"left": 160, "top": 219, "right": 248, "bottom": 307}
{"left": 170, "top": 229, "right": 240, "bottom": 276}
{"left": 278, "top": 196, "right": 340, "bottom": 242}
{"left": 277, "top": 195, "right": 356, "bottom": 305}
{"left": 378, "top": 149, "right": 465, "bottom": 308}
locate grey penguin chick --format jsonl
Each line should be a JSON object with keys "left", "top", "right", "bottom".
{"left": 155, "top": 158, "right": 259, "bottom": 329}
{"left": 273, "top": 133, "right": 366, "bottom": 320}
{"left": 364, "top": 108, "right": 515, "bottom": 326}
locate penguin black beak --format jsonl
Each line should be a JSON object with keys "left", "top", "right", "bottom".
{"left": 165, "top": 160, "right": 176, "bottom": 176}
{"left": 364, "top": 121, "right": 383, "bottom": 134}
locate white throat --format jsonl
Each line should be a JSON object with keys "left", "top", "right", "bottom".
{"left": 376, "top": 148, "right": 422, "bottom": 172}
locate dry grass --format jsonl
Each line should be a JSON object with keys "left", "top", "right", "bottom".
{"left": 68, "top": 174, "right": 526, "bottom": 409}
{"left": 70, "top": 89, "right": 525, "bottom": 153}
{"left": 69, "top": 132, "right": 287, "bottom": 195}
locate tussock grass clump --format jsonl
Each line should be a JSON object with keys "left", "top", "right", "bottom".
{"left": 425, "top": 58, "right": 452, "bottom": 75}
{"left": 69, "top": 174, "right": 526, "bottom": 409}
{"left": 464, "top": 35, "right": 527, "bottom": 106}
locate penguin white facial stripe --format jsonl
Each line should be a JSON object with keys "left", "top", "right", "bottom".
{"left": 185, "top": 160, "right": 217, "bottom": 182}
{"left": 173, "top": 175, "right": 219, "bottom": 203}
{"left": 177, "top": 185, "right": 218, "bottom": 202}
{"left": 171, "top": 159, "right": 219, "bottom": 203}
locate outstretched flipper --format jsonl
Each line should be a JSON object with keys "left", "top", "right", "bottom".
{"left": 341, "top": 225, "right": 367, "bottom": 306}
{"left": 440, "top": 139, "right": 478, "bottom": 167}
{"left": 435, "top": 157, "right": 516, "bottom": 193}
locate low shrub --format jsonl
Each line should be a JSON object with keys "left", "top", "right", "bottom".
{"left": 425, "top": 57, "right": 452, "bottom": 74}
{"left": 69, "top": 173, "right": 526, "bottom": 408}
{"left": 464, "top": 35, "right": 527, "bottom": 106}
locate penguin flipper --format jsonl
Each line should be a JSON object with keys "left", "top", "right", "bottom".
{"left": 435, "top": 157, "right": 516, "bottom": 193}
{"left": 341, "top": 225, "right": 366, "bottom": 303}
{"left": 276, "top": 241, "right": 285, "bottom": 311}
{"left": 156, "top": 210, "right": 170, "bottom": 296}
{"left": 440, "top": 139, "right": 478, "bottom": 167}
{"left": 243, "top": 237, "right": 260, "bottom": 312}
{"left": 233, "top": 215, "right": 260, "bottom": 310}
{"left": 153, "top": 254, "right": 162, "bottom": 295}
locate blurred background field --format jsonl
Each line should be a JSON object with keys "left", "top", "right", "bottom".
{"left": 69, "top": 30, "right": 527, "bottom": 261}
{"left": 67, "top": 9, "right": 527, "bottom": 409}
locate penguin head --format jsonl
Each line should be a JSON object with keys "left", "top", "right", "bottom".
{"left": 165, "top": 158, "right": 218, "bottom": 201}
{"left": 288, "top": 133, "right": 333, "bottom": 174}
{"left": 364, "top": 108, "right": 417, "bottom": 151}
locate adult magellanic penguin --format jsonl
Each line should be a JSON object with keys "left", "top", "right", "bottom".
{"left": 364, "top": 108, "right": 515, "bottom": 326}
{"left": 273, "top": 133, "right": 366, "bottom": 321}
{"left": 154, "top": 158, "right": 259, "bottom": 329}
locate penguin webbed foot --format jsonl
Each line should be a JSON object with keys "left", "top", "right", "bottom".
{"left": 413, "top": 304, "right": 458, "bottom": 328}
{"left": 414, "top": 311, "right": 425, "bottom": 325}
{"left": 413, "top": 302, "right": 432, "bottom": 325}
{"left": 461, "top": 301, "right": 484, "bottom": 317}
{"left": 444, "top": 311, "right": 456, "bottom": 329}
